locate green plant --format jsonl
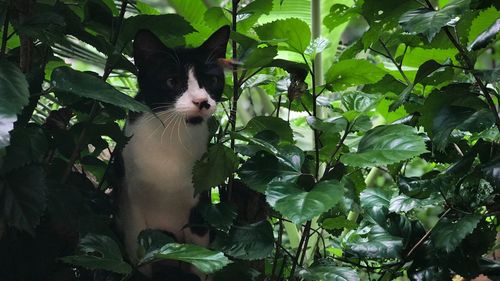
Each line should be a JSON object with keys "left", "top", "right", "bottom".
{"left": 0, "top": 0, "right": 499, "bottom": 280}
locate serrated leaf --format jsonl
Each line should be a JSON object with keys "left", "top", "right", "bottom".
{"left": 299, "top": 263, "right": 360, "bottom": 281}
{"left": 0, "top": 59, "right": 29, "bottom": 149}
{"left": 137, "top": 229, "right": 175, "bottom": 260}
{"left": 140, "top": 243, "right": 231, "bottom": 274}
{"left": 51, "top": 67, "right": 149, "bottom": 112}
{"left": 433, "top": 106, "right": 495, "bottom": 151}
{"left": 0, "top": 164, "right": 47, "bottom": 234}
{"left": 305, "top": 37, "right": 330, "bottom": 57}
{"left": 341, "top": 125, "right": 427, "bottom": 167}
{"left": 266, "top": 180, "right": 344, "bottom": 224}
{"left": 341, "top": 91, "right": 381, "bottom": 113}
{"left": 201, "top": 202, "right": 237, "bottom": 232}
{"left": 469, "top": 18, "right": 500, "bottom": 50}
{"left": 323, "top": 4, "right": 357, "bottom": 31}
{"left": 325, "top": 59, "right": 386, "bottom": 91}
{"left": 389, "top": 194, "right": 421, "bottom": 213}
{"left": 218, "top": 220, "right": 274, "bottom": 260}
{"left": 243, "top": 116, "right": 294, "bottom": 143}
{"left": 2, "top": 126, "right": 48, "bottom": 173}
{"left": 254, "top": 18, "right": 311, "bottom": 53}
{"left": 347, "top": 226, "right": 403, "bottom": 259}
{"left": 193, "top": 143, "right": 239, "bottom": 193}
{"left": 360, "top": 188, "right": 393, "bottom": 226}
{"left": 242, "top": 45, "right": 278, "bottom": 69}
{"left": 399, "top": 0, "right": 471, "bottom": 42}
{"left": 431, "top": 214, "right": 481, "bottom": 252}
{"left": 237, "top": 0, "right": 273, "bottom": 32}
{"left": 61, "top": 234, "right": 132, "bottom": 274}
{"left": 239, "top": 151, "right": 302, "bottom": 193}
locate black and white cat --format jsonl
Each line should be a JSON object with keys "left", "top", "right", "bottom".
{"left": 117, "top": 26, "right": 230, "bottom": 278}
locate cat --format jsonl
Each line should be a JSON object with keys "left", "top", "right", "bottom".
{"left": 116, "top": 26, "right": 230, "bottom": 279}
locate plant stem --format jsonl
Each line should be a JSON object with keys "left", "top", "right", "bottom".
{"left": 289, "top": 220, "right": 312, "bottom": 279}
{"left": 378, "top": 40, "right": 412, "bottom": 86}
{"left": 61, "top": 0, "right": 128, "bottom": 183}
{"left": 406, "top": 208, "right": 451, "bottom": 258}
{"left": 229, "top": 0, "right": 240, "bottom": 151}
{"left": 1, "top": 2, "right": 10, "bottom": 56}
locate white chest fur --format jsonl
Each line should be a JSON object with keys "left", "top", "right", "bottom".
{"left": 119, "top": 112, "right": 210, "bottom": 255}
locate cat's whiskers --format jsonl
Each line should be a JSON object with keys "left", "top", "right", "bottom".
{"left": 147, "top": 112, "right": 177, "bottom": 141}
{"left": 177, "top": 117, "right": 192, "bottom": 156}
{"left": 160, "top": 112, "right": 181, "bottom": 144}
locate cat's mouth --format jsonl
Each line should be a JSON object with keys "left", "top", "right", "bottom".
{"left": 186, "top": 116, "right": 204, "bottom": 124}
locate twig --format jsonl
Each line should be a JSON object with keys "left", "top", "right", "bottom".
{"left": 406, "top": 208, "right": 451, "bottom": 257}
{"left": 378, "top": 40, "right": 412, "bottom": 86}
{"left": 1, "top": 3, "right": 10, "bottom": 56}
{"left": 289, "top": 220, "right": 311, "bottom": 279}
{"left": 271, "top": 220, "right": 284, "bottom": 280}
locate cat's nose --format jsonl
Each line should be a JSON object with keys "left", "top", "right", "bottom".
{"left": 192, "top": 98, "right": 210, "bottom": 110}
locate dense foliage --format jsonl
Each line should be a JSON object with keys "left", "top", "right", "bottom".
{"left": 0, "top": 0, "right": 499, "bottom": 280}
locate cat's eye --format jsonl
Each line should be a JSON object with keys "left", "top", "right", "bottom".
{"left": 166, "top": 78, "right": 177, "bottom": 88}
{"left": 209, "top": 76, "right": 219, "bottom": 87}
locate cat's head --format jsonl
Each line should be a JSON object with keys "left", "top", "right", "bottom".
{"left": 133, "top": 26, "right": 230, "bottom": 124}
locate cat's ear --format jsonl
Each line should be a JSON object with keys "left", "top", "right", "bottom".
{"left": 133, "top": 29, "right": 168, "bottom": 69}
{"left": 200, "top": 25, "right": 230, "bottom": 59}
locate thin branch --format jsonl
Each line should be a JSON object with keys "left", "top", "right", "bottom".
{"left": 379, "top": 39, "right": 412, "bottom": 86}
{"left": 406, "top": 208, "right": 451, "bottom": 258}
{"left": 1, "top": 4, "right": 10, "bottom": 56}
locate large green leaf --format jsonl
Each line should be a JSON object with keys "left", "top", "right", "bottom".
{"left": 61, "top": 234, "right": 132, "bottom": 274}
{"left": 217, "top": 220, "right": 274, "bottom": 260}
{"left": 193, "top": 144, "right": 239, "bottom": 193}
{"left": 140, "top": 243, "right": 231, "bottom": 274}
{"left": 360, "top": 188, "right": 392, "bottom": 226}
{"left": 431, "top": 214, "right": 482, "bottom": 252}
{"left": 254, "top": 18, "right": 311, "bottom": 53}
{"left": 200, "top": 202, "right": 237, "bottom": 232}
{"left": 324, "top": 59, "right": 386, "bottom": 91}
{"left": 299, "top": 263, "right": 360, "bottom": 281}
{"left": 347, "top": 226, "right": 403, "bottom": 259}
{"left": 243, "top": 116, "right": 294, "bottom": 143}
{"left": 2, "top": 127, "right": 48, "bottom": 173}
{"left": 266, "top": 180, "right": 344, "bottom": 224}
{"left": 468, "top": 6, "right": 500, "bottom": 48}
{"left": 237, "top": 0, "right": 274, "bottom": 32}
{"left": 0, "top": 60, "right": 30, "bottom": 148}
{"left": 51, "top": 67, "right": 149, "bottom": 112}
{"left": 119, "top": 14, "right": 195, "bottom": 48}
{"left": 0, "top": 164, "right": 46, "bottom": 234}
{"left": 341, "top": 125, "right": 427, "bottom": 167}
{"left": 399, "top": 0, "right": 471, "bottom": 42}
{"left": 239, "top": 151, "right": 302, "bottom": 193}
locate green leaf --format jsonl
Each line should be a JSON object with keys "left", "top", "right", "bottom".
{"left": 399, "top": 0, "right": 471, "bottom": 42}
{"left": 193, "top": 143, "right": 239, "bottom": 193}
{"left": 237, "top": 0, "right": 274, "bottom": 32}
{"left": 140, "top": 243, "right": 231, "bottom": 274}
{"left": 347, "top": 226, "right": 403, "bottom": 259}
{"left": 2, "top": 126, "right": 48, "bottom": 173}
{"left": 341, "top": 91, "right": 381, "bottom": 113}
{"left": 468, "top": 6, "right": 500, "bottom": 46}
{"left": 414, "top": 60, "right": 443, "bottom": 85}
{"left": 323, "top": 4, "right": 357, "bottom": 31}
{"left": 299, "top": 263, "right": 360, "bottom": 281}
{"left": 431, "top": 214, "right": 482, "bottom": 252}
{"left": 325, "top": 59, "right": 386, "bottom": 91}
{"left": 51, "top": 67, "right": 149, "bottom": 112}
{"left": 266, "top": 180, "right": 344, "bottom": 224}
{"left": 474, "top": 67, "right": 500, "bottom": 83}
{"left": 242, "top": 45, "right": 278, "bottom": 69}
{"left": 119, "top": 14, "right": 195, "bottom": 48}
{"left": 0, "top": 59, "right": 29, "bottom": 148}
{"left": 305, "top": 37, "right": 331, "bottom": 57}
{"left": 200, "top": 202, "right": 237, "bottom": 232}
{"left": 61, "top": 234, "right": 132, "bottom": 274}
{"left": 469, "top": 18, "right": 500, "bottom": 50}
{"left": 306, "top": 116, "right": 348, "bottom": 135}
{"left": 389, "top": 194, "right": 422, "bottom": 213}
{"left": 218, "top": 220, "right": 274, "bottom": 260}
{"left": 433, "top": 106, "right": 495, "bottom": 151}
{"left": 243, "top": 116, "right": 294, "bottom": 143}
{"left": 239, "top": 151, "right": 302, "bottom": 193}
{"left": 322, "top": 217, "right": 358, "bottom": 231}
{"left": 137, "top": 229, "right": 175, "bottom": 260}
{"left": 0, "top": 164, "right": 47, "bottom": 234}
{"left": 360, "top": 188, "right": 392, "bottom": 226}
{"left": 254, "top": 18, "right": 311, "bottom": 53}
{"left": 341, "top": 125, "right": 427, "bottom": 167}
